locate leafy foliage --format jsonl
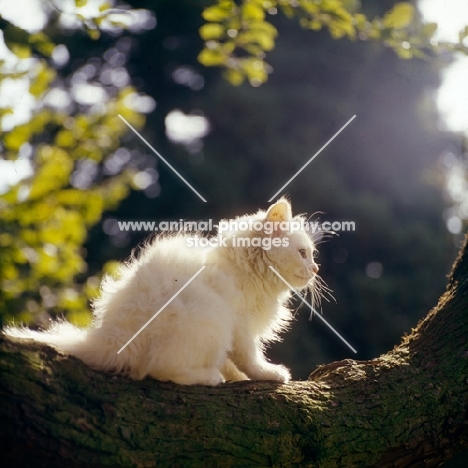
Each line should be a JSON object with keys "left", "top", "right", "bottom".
{"left": 0, "top": 3, "right": 152, "bottom": 326}
{"left": 198, "top": 0, "right": 468, "bottom": 86}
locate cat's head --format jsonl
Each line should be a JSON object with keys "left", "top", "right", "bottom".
{"left": 262, "top": 198, "right": 319, "bottom": 290}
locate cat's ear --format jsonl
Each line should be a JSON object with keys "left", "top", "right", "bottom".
{"left": 265, "top": 199, "right": 292, "bottom": 230}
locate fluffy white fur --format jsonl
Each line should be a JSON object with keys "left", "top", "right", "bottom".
{"left": 5, "top": 199, "right": 320, "bottom": 386}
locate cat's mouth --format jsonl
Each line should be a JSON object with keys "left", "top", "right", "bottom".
{"left": 294, "top": 273, "right": 315, "bottom": 285}
{"left": 295, "top": 273, "right": 315, "bottom": 280}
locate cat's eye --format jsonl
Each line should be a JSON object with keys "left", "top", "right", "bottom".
{"left": 299, "top": 249, "right": 307, "bottom": 259}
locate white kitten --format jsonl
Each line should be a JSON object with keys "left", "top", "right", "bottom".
{"left": 5, "top": 199, "right": 320, "bottom": 386}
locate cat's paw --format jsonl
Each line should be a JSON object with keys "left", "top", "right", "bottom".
{"left": 255, "top": 363, "right": 291, "bottom": 383}
{"left": 192, "top": 369, "right": 226, "bottom": 386}
{"left": 268, "top": 364, "right": 291, "bottom": 383}
{"left": 158, "top": 368, "right": 225, "bottom": 386}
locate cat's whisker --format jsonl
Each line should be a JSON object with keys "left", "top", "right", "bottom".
{"left": 314, "top": 275, "right": 336, "bottom": 303}
{"left": 315, "top": 232, "right": 337, "bottom": 243}
{"left": 315, "top": 277, "right": 334, "bottom": 295}
{"left": 309, "top": 285, "right": 323, "bottom": 317}
{"left": 305, "top": 273, "right": 336, "bottom": 317}
{"left": 307, "top": 211, "right": 324, "bottom": 223}
{"left": 292, "top": 300, "right": 303, "bottom": 318}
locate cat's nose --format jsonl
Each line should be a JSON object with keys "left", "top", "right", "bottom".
{"left": 311, "top": 263, "right": 319, "bottom": 274}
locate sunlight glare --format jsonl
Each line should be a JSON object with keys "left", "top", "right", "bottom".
{"left": 0, "top": 0, "right": 47, "bottom": 32}
{"left": 0, "top": 156, "right": 33, "bottom": 195}
{"left": 437, "top": 57, "right": 468, "bottom": 133}
{"left": 419, "top": 0, "right": 468, "bottom": 43}
{"left": 165, "top": 110, "right": 210, "bottom": 145}
{"left": 0, "top": 75, "right": 34, "bottom": 131}
{"left": 419, "top": 0, "right": 468, "bottom": 134}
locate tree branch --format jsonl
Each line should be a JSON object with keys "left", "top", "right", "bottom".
{"left": 2, "top": 236, "right": 468, "bottom": 467}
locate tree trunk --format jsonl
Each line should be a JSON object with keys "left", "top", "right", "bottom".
{"left": 1, "top": 237, "right": 468, "bottom": 468}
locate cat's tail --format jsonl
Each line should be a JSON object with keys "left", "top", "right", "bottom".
{"left": 3, "top": 321, "right": 88, "bottom": 354}
{"left": 4, "top": 321, "right": 136, "bottom": 378}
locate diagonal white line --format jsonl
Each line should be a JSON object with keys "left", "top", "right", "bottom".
{"left": 268, "top": 114, "right": 356, "bottom": 202}
{"left": 269, "top": 266, "right": 357, "bottom": 353}
{"left": 117, "top": 266, "right": 206, "bottom": 354}
{"left": 118, "top": 114, "right": 207, "bottom": 202}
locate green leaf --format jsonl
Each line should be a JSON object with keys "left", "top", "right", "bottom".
{"left": 421, "top": 23, "right": 437, "bottom": 39}
{"left": 394, "top": 44, "right": 413, "bottom": 59}
{"left": 368, "top": 19, "right": 382, "bottom": 39}
{"left": 1, "top": 21, "right": 31, "bottom": 58}
{"left": 322, "top": 0, "right": 345, "bottom": 15}
{"left": 353, "top": 13, "right": 368, "bottom": 29}
{"left": 99, "top": 2, "right": 112, "bottom": 12}
{"left": 459, "top": 26, "right": 468, "bottom": 43}
{"left": 202, "top": 0, "right": 238, "bottom": 22}
{"left": 67, "top": 309, "right": 92, "bottom": 327}
{"left": 303, "top": 19, "right": 322, "bottom": 31}
{"left": 329, "top": 18, "right": 356, "bottom": 39}
{"left": 86, "top": 27, "right": 101, "bottom": 40}
{"left": 5, "top": 43, "right": 30, "bottom": 59}
{"left": 28, "top": 148, "right": 73, "bottom": 200}
{"left": 241, "top": 57, "right": 268, "bottom": 85}
{"left": 198, "top": 47, "right": 226, "bottom": 66}
{"left": 30, "top": 33, "right": 55, "bottom": 57}
{"left": 382, "top": 3, "right": 414, "bottom": 29}
{"left": 199, "top": 23, "right": 225, "bottom": 40}
{"left": 280, "top": 4, "right": 294, "bottom": 18}
{"left": 55, "top": 130, "right": 75, "bottom": 147}
{"left": 249, "top": 20, "right": 278, "bottom": 37}
{"left": 202, "top": 3, "right": 234, "bottom": 22}
{"left": 238, "top": 29, "right": 275, "bottom": 51}
{"left": 242, "top": 3, "right": 265, "bottom": 21}
{"left": 0, "top": 18, "right": 54, "bottom": 58}
{"left": 298, "top": 0, "right": 319, "bottom": 15}
{"left": 3, "top": 126, "right": 31, "bottom": 151}
{"left": 223, "top": 69, "right": 245, "bottom": 86}
{"left": 30, "top": 65, "right": 56, "bottom": 97}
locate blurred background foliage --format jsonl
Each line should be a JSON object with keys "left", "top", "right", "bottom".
{"left": 0, "top": 0, "right": 467, "bottom": 408}
{"left": 198, "top": 0, "right": 468, "bottom": 85}
{"left": 0, "top": 0, "right": 156, "bottom": 326}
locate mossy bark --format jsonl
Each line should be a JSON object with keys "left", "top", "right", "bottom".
{"left": 1, "top": 237, "right": 468, "bottom": 467}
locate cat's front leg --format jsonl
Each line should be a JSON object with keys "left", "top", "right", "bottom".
{"left": 230, "top": 336, "right": 291, "bottom": 383}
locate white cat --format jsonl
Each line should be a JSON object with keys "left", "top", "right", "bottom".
{"left": 5, "top": 199, "right": 321, "bottom": 386}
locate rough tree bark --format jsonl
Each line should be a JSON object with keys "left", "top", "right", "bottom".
{"left": 1, "top": 236, "right": 468, "bottom": 468}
